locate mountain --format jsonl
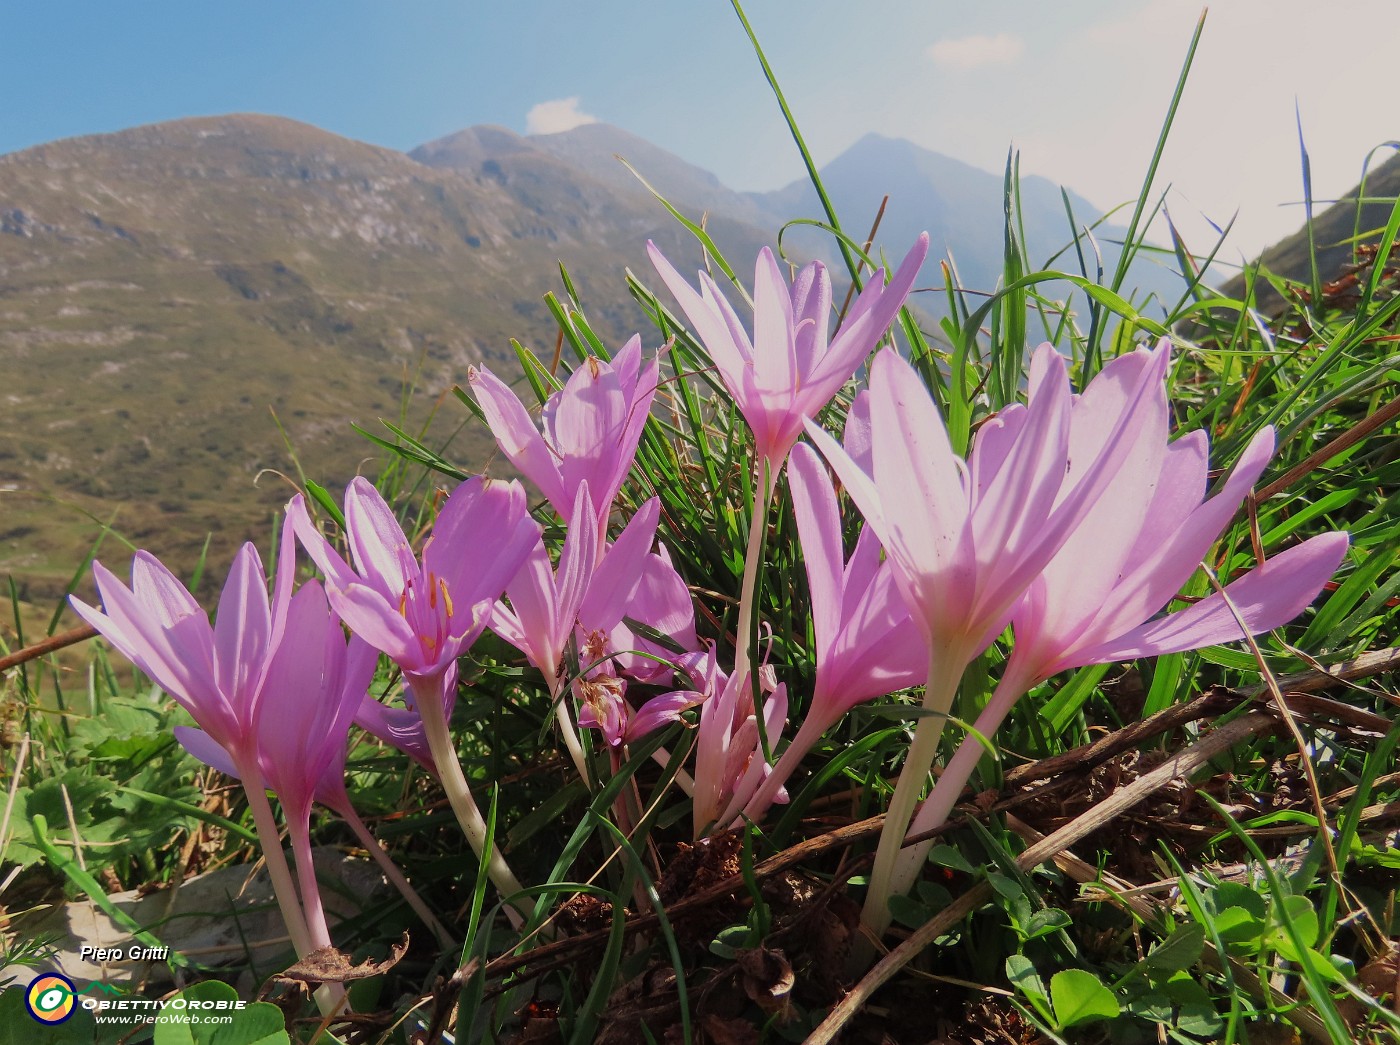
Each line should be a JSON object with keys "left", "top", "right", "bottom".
{"left": 0, "top": 114, "right": 1190, "bottom": 600}
{"left": 747, "top": 133, "right": 1187, "bottom": 313}
{"left": 409, "top": 123, "right": 773, "bottom": 267}
{"left": 0, "top": 114, "right": 775, "bottom": 598}
{"left": 1220, "top": 148, "right": 1400, "bottom": 314}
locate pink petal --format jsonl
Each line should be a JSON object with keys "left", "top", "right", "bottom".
{"left": 647, "top": 242, "right": 753, "bottom": 388}
{"left": 344, "top": 477, "right": 419, "bottom": 600}
{"left": 551, "top": 361, "right": 626, "bottom": 507}
{"left": 174, "top": 726, "right": 241, "bottom": 780}
{"left": 627, "top": 690, "right": 703, "bottom": 741}
{"left": 130, "top": 551, "right": 202, "bottom": 624}
{"left": 970, "top": 346, "right": 1072, "bottom": 576}
{"left": 355, "top": 693, "right": 437, "bottom": 774}
{"left": 211, "top": 543, "right": 271, "bottom": 716}
{"left": 428, "top": 478, "right": 539, "bottom": 616}
{"left": 967, "top": 404, "right": 1028, "bottom": 502}
{"left": 808, "top": 233, "right": 929, "bottom": 392}
{"left": 867, "top": 350, "right": 973, "bottom": 638}
{"left": 750, "top": 247, "right": 801, "bottom": 396}
{"left": 579, "top": 498, "right": 660, "bottom": 631}
{"left": 468, "top": 365, "right": 568, "bottom": 508}
{"left": 789, "top": 261, "right": 831, "bottom": 370}
{"left": 1090, "top": 425, "right": 1275, "bottom": 640}
{"left": 501, "top": 537, "right": 558, "bottom": 670}
{"left": 841, "top": 390, "right": 875, "bottom": 476}
{"left": 555, "top": 484, "right": 601, "bottom": 642}
{"left": 1075, "top": 532, "right": 1349, "bottom": 663}
{"left": 325, "top": 579, "right": 421, "bottom": 668}
{"left": 788, "top": 443, "right": 843, "bottom": 660}
{"left": 287, "top": 494, "right": 360, "bottom": 594}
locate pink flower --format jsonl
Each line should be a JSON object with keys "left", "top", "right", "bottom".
{"left": 807, "top": 342, "right": 1172, "bottom": 664}
{"left": 572, "top": 498, "right": 699, "bottom": 684}
{"left": 288, "top": 476, "right": 538, "bottom": 710}
{"left": 288, "top": 475, "right": 540, "bottom": 915}
{"left": 468, "top": 336, "right": 659, "bottom": 524}
{"left": 742, "top": 441, "right": 927, "bottom": 823}
{"left": 70, "top": 533, "right": 294, "bottom": 771}
{"left": 491, "top": 483, "right": 601, "bottom": 684}
{"left": 890, "top": 371, "right": 1350, "bottom": 899}
{"left": 648, "top": 235, "right": 929, "bottom": 473}
{"left": 789, "top": 441, "right": 927, "bottom": 720}
{"left": 69, "top": 531, "right": 338, "bottom": 962}
{"left": 681, "top": 646, "right": 789, "bottom": 838}
{"left": 174, "top": 582, "right": 375, "bottom": 826}
{"left": 173, "top": 582, "right": 377, "bottom": 951}
{"left": 575, "top": 674, "right": 701, "bottom": 749}
{"left": 807, "top": 340, "right": 1173, "bottom": 938}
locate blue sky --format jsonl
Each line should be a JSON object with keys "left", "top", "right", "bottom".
{"left": 6, "top": 1, "right": 1398, "bottom": 258}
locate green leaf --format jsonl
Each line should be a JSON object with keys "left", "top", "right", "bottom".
{"left": 708, "top": 924, "right": 754, "bottom": 959}
{"left": 886, "top": 893, "right": 932, "bottom": 930}
{"left": 1023, "top": 907, "right": 1072, "bottom": 941}
{"left": 1265, "top": 894, "right": 1319, "bottom": 955}
{"left": 1211, "top": 881, "right": 1267, "bottom": 919}
{"left": 1125, "top": 991, "right": 1174, "bottom": 1024}
{"left": 152, "top": 981, "right": 288, "bottom": 1045}
{"left": 1005, "top": 954, "right": 1051, "bottom": 1021}
{"left": 927, "top": 844, "right": 975, "bottom": 874}
{"left": 986, "top": 872, "right": 1022, "bottom": 901}
{"left": 1176, "top": 1001, "right": 1225, "bottom": 1039}
{"left": 1050, "top": 969, "right": 1120, "bottom": 1028}
{"left": 1213, "top": 906, "right": 1265, "bottom": 949}
{"left": 1144, "top": 923, "right": 1206, "bottom": 974}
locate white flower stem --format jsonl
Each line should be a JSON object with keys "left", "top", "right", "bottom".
{"left": 857, "top": 647, "right": 966, "bottom": 952}
{"left": 544, "top": 664, "right": 591, "bottom": 783}
{"left": 340, "top": 803, "right": 454, "bottom": 950}
{"left": 414, "top": 682, "right": 532, "bottom": 928}
{"left": 238, "top": 763, "right": 312, "bottom": 958}
{"left": 886, "top": 663, "right": 1035, "bottom": 902}
{"left": 733, "top": 462, "right": 775, "bottom": 688}
{"left": 289, "top": 816, "right": 333, "bottom": 952}
{"left": 240, "top": 768, "right": 343, "bottom": 1016}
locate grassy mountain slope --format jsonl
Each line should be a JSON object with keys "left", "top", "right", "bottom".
{"left": 1221, "top": 148, "right": 1400, "bottom": 313}
{"left": 0, "top": 114, "right": 773, "bottom": 598}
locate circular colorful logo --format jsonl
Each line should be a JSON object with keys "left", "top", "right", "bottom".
{"left": 25, "top": 972, "right": 77, "bottom": 1024}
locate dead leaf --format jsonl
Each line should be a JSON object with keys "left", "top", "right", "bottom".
{"left": 737, "top": 947, "right": 794, "bottom": 1021}
{"left": 275, "top": 931, "right": 410, "bottom": 985}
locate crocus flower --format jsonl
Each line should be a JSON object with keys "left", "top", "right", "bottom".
{"left": 648, "top": 234, "right": 929, "bottom": 475}
{"left": 177, "top": 605, "right": 453, "bottom": 949}
{"left": 575, "top": 673, "right": 701, "bottom": 749}
{"left": 650, "top": 235, "right": 927, "bottom": 706}
{"left": 573, "top": 498, "right": 699, "bottom": 684}
{"left": 679, "top": 645, "right": 790, "bottom": 838}
{"left": 468, "top": 335, "right": 659, "bottom": 524}
{"left": 741, "top": 441, "right": 927, "bottom": 823}
{"left": 69, "top": 532, "right": 321, "bottom": 964}
{"left": 175, "top": 581, "right": 376, "bottom": 952}
{"left": 807, "top": 340, "right": 1172, "bottom": 938}
{"left": 889, "top": 402, "right": 1350, "bottom": 902}
{"left": 288, "top": 476, "right": 539, "bottom": 917}
{"left": 71, "top": 538, "right": 292, "bottom": 771}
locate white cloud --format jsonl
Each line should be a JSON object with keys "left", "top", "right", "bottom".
{"left": 525, "top": 97, "right": 599, "bottom": 136}
{"left": 926, "top": 33, "right": 1024, "bottom": 70}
